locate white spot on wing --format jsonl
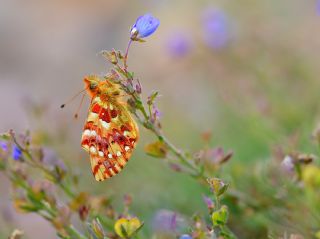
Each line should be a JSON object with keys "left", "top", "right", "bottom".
{"left": 99, "top": 119, "right": 110, "bottom": 129}
{"left": 90, "top": 130, "right": 97, "bottom": 137}
{"left": 108, "top": 153, "right": 113, "bottom": 159}
{"left": 116, "top": 151, "right": 122, "bottom": 157}
{"left": 124, "top": 146, "right": 130, "bottom": 152}
{"left": 83, "top": 129, "right": 91, "bottom": 136}
{"left": 98, "top": 151, "right": 104, "bottom": 157}
{"left": 90, "top": 146, "right": 97, "bottom": 154}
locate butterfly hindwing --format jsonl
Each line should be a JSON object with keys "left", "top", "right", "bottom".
{"left": 81, "top": 78, "right": 139, "bottom": 181}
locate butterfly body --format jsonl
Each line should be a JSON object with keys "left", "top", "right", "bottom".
{"left": 81, "top": 75, "right": 139, "bottom": 181}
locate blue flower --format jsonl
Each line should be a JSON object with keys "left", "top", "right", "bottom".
{"left": 12, "top": 145, "right": 22, "bottom": 160}
{"left": 202, "top": 8, "right": 230, "bottom": 49}
{"left": 131, "top": 13, "right": 160, "bottom": 39}
{"left": 180, "top": 235, "right": 192, "bottom": 239}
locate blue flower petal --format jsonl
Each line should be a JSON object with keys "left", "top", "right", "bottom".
{"left": 12, "top": 145, "right": 22, "bottom": 160}
{"left": 202, "top": 9, "right": 229, "bottom": 49}
{"left": 180, "top": 235, "right": 193, "bottom": 239}
{"left": 132, "top": 13, "right": 160, "bottom": 38}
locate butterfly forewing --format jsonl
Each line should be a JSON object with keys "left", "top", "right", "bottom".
{"left": 81, "top": 77, "right": 139, "bottom": 181}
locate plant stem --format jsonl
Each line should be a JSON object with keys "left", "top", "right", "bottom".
{"left": 121, "top": 42, "right": 205, "bottom": 180}
{"left": 124, "top": 40, "right": 133, "bottom": 70}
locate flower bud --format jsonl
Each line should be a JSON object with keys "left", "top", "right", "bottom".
{"left": 207, "top": 178, "right": 229, "bottom": 196}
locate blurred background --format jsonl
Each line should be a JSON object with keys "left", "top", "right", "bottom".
{"left": 1, "top": 0, "right": 320, "bottom": 238}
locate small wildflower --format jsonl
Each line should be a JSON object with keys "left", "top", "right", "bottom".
{"left": 317, "top": 0, "right": 320, "bottom": 15}
{"left": 0, "top": 141, "right": 7, "bottom": 151}
{"left": 206, "top": 147, "right": 233, "bottom": 165}
{"left": 152, "top": 210, "right": 178, "bottom": 232}
{"left": 12, "top": 146, "right": 22, "bottom": 161}
{"left": 180, "top": 234, "right": 193, "bottom": 239}
{"left": 114, "top": 217, "right": 142, "bottom": 238}
{"left": 135, "top": 80, "right": 142, "bottom": 94}
{"left": 166, "top": 32, "right": 192, "bottom": 57}
{"left": 152, "top": 105, "right": 162, "bottom": 122}
{"left": 131, "top": 13, "right": 160, "bottom": 39}
{"left": 207, "top": 178, "right": 229, "bottom": 196}
{"left": 203, "top": 196, "right": 215, "bottom": 212}
{"left": 281, "top": 155, "right": 295, "bottom": 172}
{"left": 202, "top": 8, "right": 230, "bottom": 49}
{"left": 79, "top": 205, "right": 90, "bottom": 221}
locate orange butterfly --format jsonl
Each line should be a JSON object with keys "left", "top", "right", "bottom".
{"left": 80, "top": 75, "right": 139, "bottom": 181}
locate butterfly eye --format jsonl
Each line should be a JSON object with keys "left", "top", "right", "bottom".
{"left": 90, "top": 83, "right": 98, "bottom": 90}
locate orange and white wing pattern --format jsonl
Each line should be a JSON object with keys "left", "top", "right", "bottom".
{"left": 81, "top": 95, "right": 139, "bottom": 181}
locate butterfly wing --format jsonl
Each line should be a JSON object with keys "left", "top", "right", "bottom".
{"left": 81, "top": 95, "right": 139, "bottom": 181}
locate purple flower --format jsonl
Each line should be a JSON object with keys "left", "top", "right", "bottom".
{"left": 180, "top": 235, "right": 193, "bottom": 239}
{"left": 203, "top": 195, "right": 215, "bottom": 211}
{"left": 12, "top": 145, "right": 22, "bottom": 160}
{"left": 42, "top": 148, "right": 66, "bottom": 171}
{"left": 152, "top": 210, "right": 177, "bottom": 232}
{"left": 152, "top": 105, "right": 162, "bottom": 121}
{"left": 202, "top": 8, "right": 230, "bottom": 49}
{"left": 317, "top": 0, "right": 320, "bottom": 15}
{"left": 131, "top": 13, "right": 160, "bottom": 39}
{"left": 281, "top": 155, "right": 295, "bottom": 173}
{"left": 166, "top": 32, "right": 192, "bottom": 57}
{"left": 0, "top": 141, "right": 8, "bottom": 151}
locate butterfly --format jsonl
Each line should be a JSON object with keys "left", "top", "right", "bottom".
{"left": 80, "top": 75, "right": 139, "bottom": 181}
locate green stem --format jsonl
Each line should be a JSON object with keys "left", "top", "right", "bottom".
{"left": 120, "top": 46, "right": 205, "bottom": 180}
{"left": 66, "top": 225, "right": 87, "bottom": 239}
{"left": 10, "top": 131, "right": 76, "bottom": 199}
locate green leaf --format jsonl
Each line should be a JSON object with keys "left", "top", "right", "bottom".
{"left": 212, "top": 205, "right": 228, "bottom": 226}
{"left": 92, "top": 218, "right": 105, "bottom": 239}
{"left": 147, "top": 91, "right": 159, "bottom": 105}
{"left": 0, "top": 132, "right": 11, "bottom": 141}
{"left": 144, "top": 141, "right": 168, "bottom": 158}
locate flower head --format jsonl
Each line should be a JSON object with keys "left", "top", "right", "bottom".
{"left": 152, "top": 210, "right": 177, "bottom": 232}
{"left": 131, "top": 13, "right": 160, "bottom": 39}
{"left": 0, "top": 141, "right": 8, "bottom": 151}
{"left": 180, "top": 235, "right": 193, "bottom": 239}
{"left": 12, "top": 145, "right": 22, "bottom": 161}
{"left": 202, "top": 8, "right": 230, "bottom": 49}
{"left": 166, "top": 32, "right": 192, "bottom": 57}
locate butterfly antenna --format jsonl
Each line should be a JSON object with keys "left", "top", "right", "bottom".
{"left": 74, "top": 92, "right": 86, "bottom": 119}
{"left": 60, "top": 88, "right": 88, "bottom": 109}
